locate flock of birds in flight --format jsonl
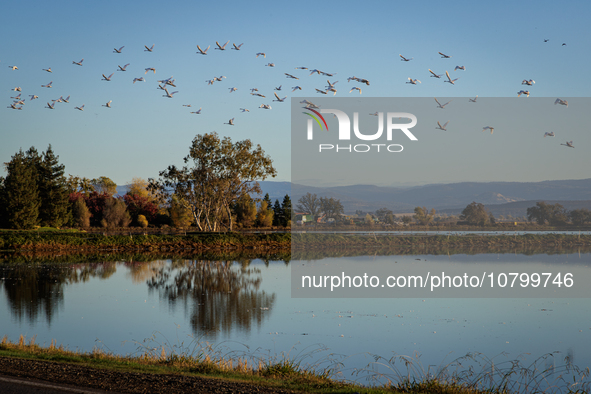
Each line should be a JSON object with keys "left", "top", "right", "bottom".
{"left": 4, "top": 38, "right": 575, "bottom": 148}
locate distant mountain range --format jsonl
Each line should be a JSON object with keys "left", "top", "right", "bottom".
{"left": 256, "top": 179, "right": 591, "bottom": 217}
{"left": 117, "top": 179, "right": 591, "bottom": 218}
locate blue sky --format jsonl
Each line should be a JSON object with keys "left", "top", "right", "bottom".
{"left": 2, "top": 0, "right": 590, "bottom": 187}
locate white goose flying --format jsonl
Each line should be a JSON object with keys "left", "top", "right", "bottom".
{"left": 228, "top": 87, "right": 237, "bottom": 93}
{"left": 436, "top": 121, "right": 449, "bottom": 131}
{"left": 61, "top": 95, "right": 70, "bottom": 103}
{"left": 196, "top": 45, "right": 210, "bottom": 55}
{"left": 434, "top": 98, "right": 452, "bottom": 108}
{"left": 275, "top": 85, "right": 282, "bottom": 91}
{"left": 144, "top": 67, "right": 156, "bottom": 74}
{"left": 72, "top": 59, "right": 84, "bottom": 66}
{"left": 29, "top": 95, "right": 39, "bottom": 100}
{"left": 251, "top": 92, "right": 265, "bottom": 97}
{"left": 232, "top": 43, "right": 243, "bottom": 50}
{"left": 292, "top": 86, "right": 302, "bottom": 92}
{"left": 399, "top": 54, "right": 413, "bottom": 61}
{"left": 42, "top": 81, "right": 53, "bottom": 88}
{"left": 12, "top": 87, "right": 22, "bottom": 91}
{"left": 444, "top": 71, "right": 458, "bottom": 85}
{"left": 469, "top": 95, "right": 478, "bottom": 102}
{"left": 273, "top": 92, "right": 286, "bottom": 102}
{"left": 482, "top": 126, "right": 494, "bottom": 134}
{"left": 190, "top": 107, "right": 202, "bottom": 114}
{"left": 265, "top": 63, "right": 275, "bottom": 67}
{"left": 406, "top": 78, "right": 421, "bottom": 84}
{"left": 102, "top": 73, "right": 114, "bottom": 81}
{"left": 43, "top": 67, "right": 52, "bottom": 73}
{"left": 349, "top": 87, "right": 362, "bottom": 94}
{"left": 315, "top": 88, "right": 328, "bottom": 94}
{"left": 7, "top": 103, "right": 22, "bottom": 110}
{"left": 429, "top": 69, "right": 442, "bottom": 78}
{"left": 522, "top": 79, "right": 535, "bottom": 85}
{"left": 215, "top": 40, "right": 229, "bottom": 50}
{"left": 240, "top": 108, "right": 249, "bottom": 112}
{"left": 103, "top": 100, "right": 112, "bottom": 108}
{"left": 113, "top": 46, "right": 124, "bottom": 53}
{"left": 75, "top": 104, "right": 85, "bottom": 111}
{"left": 285, "top": 73, "right": 299, "bottom": 79}
{"left": 561, "top": 141, "right": 574, "bottom": 148}
{"left": 46, "top": 102, "right": 55, "bottom": 109}
{"left": 225, "top": 118, "right": 235, "bottom": 125}
{"left": 517, "top": 90, "right": 530, "bottom": 97}
{"left": 162, "top": 88, "right": 178, "bottom": 98}
{"left": 133, "top": 77, "right": 145, "bottom": 83}
{"left": 144, "top": 44, "right": 155, "bottom": 52}
{"left": 11, "top": 93, "right": 22, "bottom": 99}
{"left": 118, "top": 63, "right": 130, "bottom": 71}
{"left": 259, "top": 104, "right": 272, "bottom": 109}
{"left": 8, "top": 65, "right": 18, "bottom": 70}
{"left": 554, "top": 98, "right": 568, "bottom": 107}
{"left": 544, "top": 132, "right": 555, "bottom": 137}
{"left": 439, "top": 52, "right": 452, "bottom": 58}
{"left": 256, "top": 52, "right": 266, "bottom": 58}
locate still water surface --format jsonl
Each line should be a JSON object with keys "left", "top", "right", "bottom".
{"left": 1, "top": 251, "right": 590, "bottom": 386}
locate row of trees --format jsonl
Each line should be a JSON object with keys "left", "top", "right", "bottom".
{"left": 295, "top": 192, "right": 345, "bottom": 222}
{"left": 0, "top": 135, "right": 287, "bottom": 230}
{"left": 526, "top": 202, "right": 591, "bottom": 226}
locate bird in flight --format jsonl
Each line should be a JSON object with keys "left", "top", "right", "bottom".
{"left": 265, "top": 63, "right": 275, "bottom": 67}
{"left": 118, "top": 63, "right": 130, "bottom": 71}
{"left": 251, "top": 92, "right": 265, "bottom": 97}
{"left": 162, "top": 88, "right": 178, "bottom": 98}
{"left": 102, "top": 73, "right": 114, "bottom": 81}
{"left": 8, "top": 65, "right": 18, "bottom": 70}
{"left": 240, "top": 108, "right": 250, "bottom": 112}
{"left": 43, "top": 67, "right": 52, "bottom": 73}
{"left": 295, "top": 66, "right": 308, "bottom": 70}
{"left": 7, "top": 103, "right": 22, "bottom": 110}
{"left": 113, "top": 46, "right": 124, "bottom": 53}
{"left": 133, "top": 77, "right": 145, "bottom": 83}
{"left": 215, "top": 40, "right": 230, "bottom": 50}
{"left": 292, "top": 86, "right": 302, "bottom": 92}
{"left": 72, "top": 59, "right": 84, "bottom": 66}
{"left": 522, "top": 79, "right": 535, "bottom": 85}
{"left": 517, "top": 90, "right": 530, "bottom": 97}
{"left": 256, "top": 52, "right": 266, "bottom": 58}
{"left": 544, "top": 39, "right": 549, "bottom": 42}
{"left": 561, "top": 141, "right": 574, "bottom": 148}
{"left": 315, "top": 88, "right": 328, "bottom": 94}
{"left": 273, "top": 92, "right": 287, "bottom": 102}
{"left": 103, "top": 100, "right": 112, "bottom": 108}
{"left": 275, "top": 85, "right": 282, "bottom": 91}
{"left": 554, "top": 98, "right": 568, "bottom": 107}
{"left": 482, "top": 126, "right": 494, "bottom": 134}
{"left": 144, "top": 44, "right": 155, "bottom": 52}
{"left": 46, "top": 102, "right": 55, "bottom": 109}
{"left": 434, "top": 98, "right": 452, "bottom": 108}
{"left": 399, "top": 54, "right": 413, "bottom": 62}
{"left": 285, "top": 73, "right": 299, "bottom": 79}
{"left": 454, "top": 65, "right": 465, "bottom": 71}
{"left": 61, "top": 95, "right": 70, "bottom": 103}
{"left": 144, "top": 67, "right": 156, "bottom": 74}
{"left": 12, "top": 87, "right": 22, "bottom": 92}
{"left": 42, "top": 81, "right": 53, "bottom": 88}
{"left": 439, "top": 52, "right": 452, "bottom": 58}
{"left": 75, "top": 104, "right": 85, "bottom": 111}
{"left": 225, "top": 118, "right": 235, "bottom": 125}
{"left": 196, "top": 45, "right": 210, "bottom": 55}
{"left": 544, "top": 132, "right": 555, "bottom": 137}
{"left": 182, "top": 104, "right": 191, "bottom": 107}
{"left": 259, "top": 104, "right": 272, "bottom": 109}
{"left": 232, "top": 43, "right": 243, "bottom": 50}
{"left": 190, "top": 108, "right": 202, "bottom": 114}
{"left": 349, "top": 87, "right": 362, "bottom": 94}
{"left": 406, "top": 78, "right": 421, "bottom": 84}
{"left": 469, "top": 95, "right": 478, "bottom": 102}
{"left": 436, "top": 121, "right": 449, "bottom": 131}
{"left": 29, "top": 95, "right": 39, "bottom": 100}
{"left": 429, "top": 69, "right": 442, "bottom": 78}
{"left": 444, "top": 71, "right": 458, "bottom": 85}
{"left": 562, "top": 43, "right": 567, "bottom": 46}
{"left": 369, "top": 112, "right": 379, "bottom": 116}
{"left": 228, "top": 87, "right": 237, "bottom": 93}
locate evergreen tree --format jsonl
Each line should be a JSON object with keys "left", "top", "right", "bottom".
{"left": 3, "top": 149, "right": 40, "bottom": 229}
{"left": 281, "top": 194, "right": 292, "bottom": 226}
{"left": 262, "top": 193, "right": 273, "bottom": 211}
{"left": 0, "top": 176, "right": 7, "bottom": 228}
{"left": 272, "top": 199, "right": 282, "bottom": 226}
{"left": 38, "top": 145, "right": 70, "bottom": 227}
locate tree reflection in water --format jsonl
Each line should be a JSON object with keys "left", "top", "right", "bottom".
{"left": 0, "top": 262, "right": 117, "bottom": 325}
{"left": 146, "top": 259, "right": 275, "bottom": 338}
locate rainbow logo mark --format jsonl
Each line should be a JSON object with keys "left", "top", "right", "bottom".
{"left": 302, "top": 108, "right": 328, "bottom": 131}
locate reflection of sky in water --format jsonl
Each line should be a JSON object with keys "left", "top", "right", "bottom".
{"left": 1, "top": 254, "right": 589, "bottom": 384}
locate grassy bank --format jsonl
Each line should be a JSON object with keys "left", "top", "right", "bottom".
{"left": 0, "top": 231, "right": 291, "bottom": 252}
{"left": 1, "top": 335, "right": 588, "bottom": 394}
{"left": 292, "top": 233, "right": 591, "bottom": 249}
